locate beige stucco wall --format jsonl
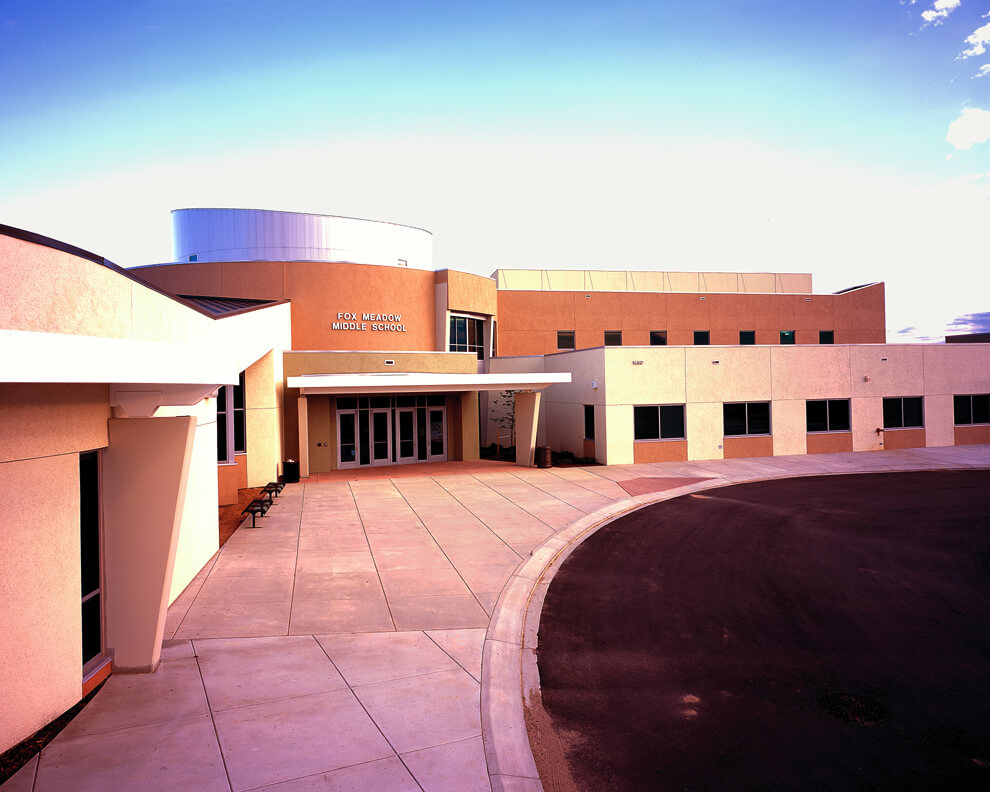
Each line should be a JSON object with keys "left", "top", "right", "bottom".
{"left": 0, "top": 453, "right": 83, "bottom": 754}
{"left": 245, "top": 350, "right": 284, "bottom": 485}
{"left": 535, "top": 343, "right": 990, "bottom": 464}
{"left": 156, "top": 401, "right": 221, "bottom": 604}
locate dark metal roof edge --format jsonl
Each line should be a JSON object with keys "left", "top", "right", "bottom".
{"left": 176, "top": 295, "right": 291, "bottom": 319}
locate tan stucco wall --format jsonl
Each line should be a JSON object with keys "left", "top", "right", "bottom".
{"left": 0, "top": 453, "right": 83, "bottom": 754}
{"left": 245, "top": 351, "right": 283, "bottom": 485}
{"left": 0, "top": 236, "right": 213, "bottom": 344}
{"left": 0, "top": 383, "right": 110, "bottom": 463}
{"left": 770, "top": 399, "right": 807, "bottom": 456}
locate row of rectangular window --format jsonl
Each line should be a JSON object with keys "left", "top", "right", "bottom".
{"left": 627, "top": 394, "right": 990, "bottom": 441}
{"left": 557, "top": 330, "right": 835, "bottom": 350}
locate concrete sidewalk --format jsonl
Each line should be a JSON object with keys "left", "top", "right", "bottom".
{"left": 5, "top": 445, "right": 989, "bottom": 792}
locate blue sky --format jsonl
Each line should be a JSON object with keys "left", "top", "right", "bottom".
{"left": 2, "top": 0, "right": 989, "bottom": 340}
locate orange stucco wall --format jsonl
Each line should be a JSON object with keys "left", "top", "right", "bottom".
{"left": 495, "top": 284, "right": 886, "bottom": 356}
{"left": 136, "top": 260, "right": 440, "bottom": 352}
{"left": 953, "top": 425, "right": 990, "bottom": 445}
{"left": 633, "top": 440, "right": 688, "bottom": 463}
{"left": 806, "top": 432, "right": 854, "bottom": 454}
{"left": 217, "top": 455, "right": 248, "bottom": 506}
{"left": 881, "top": 428, "right": 926, "bottom": 450}
{"left": 439, "top": 269, "right": 498, "bottom": 317}
{"left": 723, "top": 436, "right": 774, "bottom": 458}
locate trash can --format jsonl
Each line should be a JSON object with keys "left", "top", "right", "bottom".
{"left": 283, "top": 460, "right": 300, "bottom": 484}
{"left": 537, "top": 446, "right": 552, "bottom": 469}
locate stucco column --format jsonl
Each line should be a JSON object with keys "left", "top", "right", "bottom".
{"left": 101, "top": 416, "right": 196, "bottom": 672}
{"left": 514, "top": 391, "right": 541, "bottom": 467}
{"left": 297, "top": 394, "right": 310, "bottom": 478}
{"left": 460, "top": 391, "right": 480, "bottom": 461}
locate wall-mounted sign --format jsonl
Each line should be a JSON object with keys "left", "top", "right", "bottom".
{"left": 332, "top": 311, "right": 407, "bottom": 332}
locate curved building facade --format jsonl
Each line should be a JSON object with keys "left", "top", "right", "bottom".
{"left": 172, "top": 208, "right": 434, "bottom": 270}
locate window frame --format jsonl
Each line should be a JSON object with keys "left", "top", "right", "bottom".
{"left": 723, "top": 401, "right": 772, "bottom": 437}
{"left": 805, "top": 399, "right": 851, "bottom": 433}
{"left": 953, "top": 394, "right": 990, "bottom": 425}
{"left": 217, "top": 371, "right": 246, "bottom": 463}
{"left": 882, "top": 396, "right": 924, "bottom": 429}
{"left": 633, "top": 404, "right": 686, "bottom": 441}
{"left": 556, "top": 330, "right": 575, "bottom": 351}
{"left": 449, "top": 314, "right": 486, "bottom": 360}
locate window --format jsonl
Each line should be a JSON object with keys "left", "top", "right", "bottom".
{"left": 723, "top": 402, "right": 771, "bottom": 436}
{"left": 633, "top": 405, "right": 686, "bottom": 440}
{"left": 780, "top": 330, "right": 795, "bottom": 345}
{"left": 557, "top": 331, "right": 575, "bottom": 350}
{"left": 819, "top": 330, "right": 834, "bottom": 344}
{"left": 806, "top": 399, "right": 850, "bottom": 432}
{"left": 954, "top": 394, "right": 990, "bottom": 425}
{"left": 217, "top": 371, "right": 246, "bottom": 463}
{"left": 650, "top": 331, "right": 667, "bottom": 346}
{"left": 604, "top": 331, "right": 622, "bottom": 346}
{"left": 883, "top": 397, "right": 924, "bottom": 429}
{"left": 449, "top": 315, "right": 485, "bottom": 359}
{"left": 739, "top": 331, "right": 755, "bottom": 345}
{"left": 80, "top": 451, "right": 102, "bottom": 668}
{"left": 584, "top": 405, "right": 595, "bottom": 440}
{"left": 694, "top": 330, "right": 710, "bottom": 345}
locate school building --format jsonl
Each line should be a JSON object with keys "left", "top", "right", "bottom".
{"left": 1, "top": 207, "right": 988, "bottom": 754}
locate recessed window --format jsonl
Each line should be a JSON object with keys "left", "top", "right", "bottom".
{"left": 557, "top": 331, "right": 575, "bottom": 350}
{"left": 780, "top": 330, "right": 796, "bottom": 345}
{"left": 80, "top": 451, "right": 102, "bottom": 668}
{"left": 883, "top": 397, "right": 924, "bottom": 429}
{"left": 604, "top": 331, "right": 622, "bottom": 346}
{"left": 449, "top": 315, "right": 485, "bottom": 359}
{"left": 650, "top": 331, "right": 667, "bottom": 346}
{"left": 693, "top": 330, "right": 710, "bottom": 345}
{"left": 217, "top": 371, "right": 246, "bottom": 463}
{"left": 723, "top": 401, "right": 771, "bottom": 436}
{"left": 739, "top": 330, "right": 755, "bottom": 345}
{"left": 819, "top": 330, "right": 834, "bottom": 345}
{"left": 954, "top": 394, "right": 990, "bottom": 425}
{"left": 806, "top": 399, "right": 850, "bottom": 432}
{"left": 584, "top": 405, "right": 595, "bottom": 440}
{"left": 634, "top": 405, "right": 686, "bottom": 440}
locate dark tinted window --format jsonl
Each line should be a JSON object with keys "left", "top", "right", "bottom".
{"left": 828, "top": 399, "right": 850, "bottom": 432}
{"left": 739, "top": 331, "right": 755, "bottom": 345}
{"left": 974, "top": 394, "right": 990, "bottom": 424}
{"left": 806, "top": 400, "right": 828, "bottom": 433}
{"left": 604, "top": 331, "right": 622, "bottom": 346}
{"left": 634, "top": 406, "right": 660, "bottom": 440}
{"left": 748, "top": 402, "right": 771, "bottom": 435}
{"left": 955, "top": 395, "right": 971, "bottom": 424}
{"left": 819, "top": 330, "right": 834, "bottom": 344}
{"left": 883, "top": 398, "right": 903, "bottom": 429}
{"left": 584, "top": 405, "right": 595, "bottom": 440}
{"left": 557, "top": 331, "right": 575, "bottom": 350}
{"left": 650, "top": 331, "right": 667, "bottom": 346}
{"left": 723, "top": 403, "right": 747, "bottom": 436}
{"left": 659, "top": 405, "right": 685, "bottom": 439}
{"left": 780, "top": 330, "right": 795, "bottom": 345}
{"left": 902, "top": 397, "right": 923, "bottom": 428}
{"left": 694, "top": 331, "right": 710, "bottom": 345}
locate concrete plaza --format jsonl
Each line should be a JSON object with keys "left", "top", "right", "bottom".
{"left": 5, "top": 445, "right": 989, "bottom": 792}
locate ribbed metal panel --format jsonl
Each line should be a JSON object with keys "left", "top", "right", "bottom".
{"left": 171, "top": 208, "right": 433, "bottom": 270}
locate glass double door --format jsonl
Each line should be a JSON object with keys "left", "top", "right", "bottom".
{"left": 337, "top": 396, "right": 446, "bottom": 468}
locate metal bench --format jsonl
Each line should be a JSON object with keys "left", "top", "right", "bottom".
{"left": 241, "top": 498, "right": 271, "bottom": 529}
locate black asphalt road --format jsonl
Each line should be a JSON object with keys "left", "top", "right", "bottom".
{"left": 537, "top": 470, "right": 990, "bottom": 791}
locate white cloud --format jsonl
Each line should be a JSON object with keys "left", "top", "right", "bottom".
{"left": 921, "top": 0, "right": 961, "bottom": 26}
{"left": 946, "top": 107, "right": 990, "bottom": 148}
{"left": 959, "top": 21, "right": 990, "bottom": 58}
{"left": 975, "top": 64, "right": 990, "bottom": 77}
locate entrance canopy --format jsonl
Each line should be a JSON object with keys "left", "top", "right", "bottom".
{"left": 288, "top": 371, "right": 570, "bottom": 395}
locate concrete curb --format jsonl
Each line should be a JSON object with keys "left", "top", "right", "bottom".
{"left": 479, "top": 448, "right": 990, "bottom": 792}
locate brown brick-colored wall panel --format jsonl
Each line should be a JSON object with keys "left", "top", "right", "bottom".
{"left": 882, "top": 428, "right": 926, "bottom": 450}
{"left": 134, "top": 261, "right": 223, "bottom": 297}
{"left": 622, "top": 330, "right": 651, "bottom": 346}
{"left": 620, "top": 293, "right": 667, "bottom": 330}
{"left": 806, "top": 432, "right": 853, "bottom": 454}
{"left": 666, "top": 294, "right": 710, "bottom": 330}
{"left": 755, "top": 294, "right": 798, "bottom": 330}
{"left": 444, "top": 270, "right": 497, "bottom": 316}
{"left": 634, "top": 440, "right": 688, "bottom": 463}
{"left": 583, "top": 439, "right": 597, "bottom": 460}
{"left": 834, "top": 283, "right": 885, "bottom": 337}
{"left": 954, "top": 425, "right": 990, "bottom": 445}
{"left": 793, "top": 295, "right": 834, "bottom": 330}
{"left": 574, "top": 292, "right": 624, "bottom": 329}
{"left": 710, "top": 330, "right": 738, "bottom": 345}
{"left": 497, "top": 291, "right": 575, "bottom": 332}
{"left": 667, "top": 330, "right": 696, "bottom": 346}
{"left": 755, "top": 330, "right": 779, "bottom": 345}
{"left": 220, "top": 261, "right": 286, "bottom": 300}
{"left": 723, "top": 435, "right": 774, "bottom": 458}
{"left": 708, "top": 294, "right": 756, "bottom": 331}
{"left": 795, "top": 330, "right": 820, "bottom": 345}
